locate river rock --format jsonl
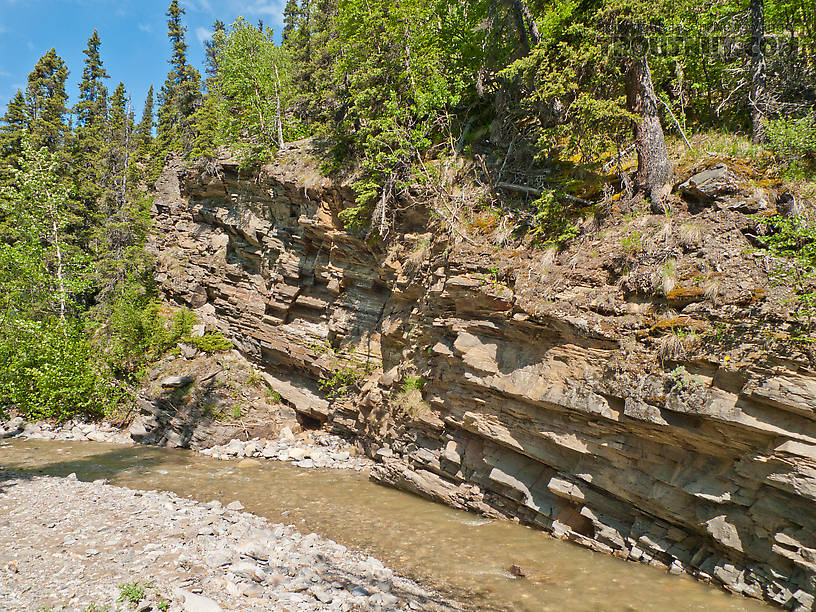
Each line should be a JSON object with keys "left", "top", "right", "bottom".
{"left": 288, "top": 448, "right": 307, "bottom": 461}
{"left": 174, "top": 589, "right": 223, "bottom": 612}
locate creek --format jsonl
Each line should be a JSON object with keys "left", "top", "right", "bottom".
{"left": 0, "top": 439, "right": 771, "bottom": 612}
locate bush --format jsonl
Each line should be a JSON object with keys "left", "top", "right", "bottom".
{"left": 106, "top": 289, "right": 169, "bottom": 375}
{"left": 189, "top": 332, "right": 233, "bottom": 353}
{"left": 767, "top": 113, "right": 816, "bottom": 167}
{"left": 0, "top": 319, "right": 114, "bottom": 421}
{"left": 530, "top": 190, "right": 581, "bottom": 247}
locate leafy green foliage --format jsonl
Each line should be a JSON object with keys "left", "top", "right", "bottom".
{"left": 0, "top": 320, "right": 114, "bottom": 420}
{"left": 190, "top": 332, "right": 233, "bottom": 353}
{"left": 211, "top": 18, "right": 297, "bottom": 164}
{"left": 767, "top": 114, "right": 816, "bottom": 175}
{"left": 401, "top": 375, "right": 424, "bottom": 393}
{"left": 758, "top": 213, "right": 816, "bottom": 324}
{"left": 117, "top": 582, "right": 146, "bottom": 607}
{"left": 530, "top": 190, "right": 581, "bottom": 247}
{"left": 319, "top": 364, "right": 370, "bottom": 398}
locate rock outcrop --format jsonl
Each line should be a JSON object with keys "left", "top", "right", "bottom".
{"left": 150, "top": 144, "right": 816, "bottom": 610}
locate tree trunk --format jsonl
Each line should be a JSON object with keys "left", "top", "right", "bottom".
{"left": 273, "top": 65, "right": 284, "bottom": 149}
{"left": 749, "top": 0, "right": 768, "bottom": 143}
{"left": 504, "top": 0, "right": 540, "bottom": 54}
{"left": 625, "top": 55, "right": 673, "bottom": 204}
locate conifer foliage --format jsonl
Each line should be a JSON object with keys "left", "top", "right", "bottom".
{"left": 0, "top": 0, "right": 814, "bottom": 418}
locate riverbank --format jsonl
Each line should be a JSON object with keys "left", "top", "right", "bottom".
{"left": 0, "top": 416, "right": 375, "bottom": 472}
{"left": 0, "top": 470, "right": 456, "bottom": 611}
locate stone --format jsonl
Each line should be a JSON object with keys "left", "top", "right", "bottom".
{"left": 704, "top": 516, "right": 744, "bottom": 553}
{"left": 178, "top": 343, "right": 198, "bottom": 359}
{"left": 237, "top": 540, "right": 269, "bottom": 562}
{"left": 677, "top": 163, "right": 739, "bottom": 207}
{"left": 161, "top": 375, "right": 195, "bottom": 389}
{"left": 287, "top": 448, "right": 307, "bottom": 461}
{"left": 311, "top": 587, "right": 334, "bottom": 604}
{"left": 230, "top": 560, "right": 264, "bottom": 582}
{"left": 226, "top": 500, "right": 245, "bottom": 511}
{"left": 174, "top": 589, "right": 223, "bottom": 612}
{"left": 375, "top": 446, "right": 393, "bottom": 459}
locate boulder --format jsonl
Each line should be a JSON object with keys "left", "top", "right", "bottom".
{"left": 677, "top": 163, "right": 739, "bottom": 209}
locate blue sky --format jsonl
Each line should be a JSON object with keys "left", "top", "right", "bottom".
{"left": 0, "top": 0, "right": 286, "bottom": 116}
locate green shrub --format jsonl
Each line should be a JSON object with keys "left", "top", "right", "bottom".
{"left": 189, "top": 331, "right": 233, "bottom": 353}
{"left": 319, "top": 364, "right": 369, "bottom": 398}
{"left": 106, "top": 287, "right": 169, "bottom": 375}
{"left": 530, "top": 190, "right": 581, "bottom": 247}
{"left": 0, "top": 319, "right": 114, "bottom": 421}
{"left": 757, "top": 213, "right": 816, "bottom": 325}
{"left": 767, "top": 113, "right": 816, "bottom": 169}
{"left": 265, "top": 387, "right": 282, "bottom": 403}
{"left": 172, "top": 308, "right": 198, "bottom": 339}
{"left": 401, "top": 375, "right": 425, "bottom": 393}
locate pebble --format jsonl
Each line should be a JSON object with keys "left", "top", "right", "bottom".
{"left": 0, "top": 471, "right": 452, "bottom": 611}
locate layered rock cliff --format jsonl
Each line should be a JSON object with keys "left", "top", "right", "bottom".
{"left": 149, "top": 143, "right": 816, "bottom": 610}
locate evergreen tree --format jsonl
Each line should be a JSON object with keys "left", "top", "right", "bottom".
{"left": 204, "top": 20, "right": 226, "bottom": 83}
{"left": 25, "top": 49, "right": 69, "bottom": 153}
{"left": 72, "top": 30, "right": 110, "bottom": 241}
{"left": 0, "top": 90, "right": 28, "bottom": 186}
{"left": 75, "top": 30, "right": 109, "bottom": 133}
{"left": 155, "top": 0, "right": 202, "bottom": 163}
{"left": 106, "top": 83, "right": 132, "bottom": 210}
{"left": 135, "top": 85, "right": 154, "bottom": 159}
{"left": 282, "top": 0, "right": 300, "bottom": 43}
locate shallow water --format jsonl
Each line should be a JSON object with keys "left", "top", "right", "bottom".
{"left": 0, "top": 439, "right": 771, "bottom": 612}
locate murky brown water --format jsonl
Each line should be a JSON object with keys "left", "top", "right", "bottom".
{"left": 0, "top": 439, "right": 771, "bottom": 612}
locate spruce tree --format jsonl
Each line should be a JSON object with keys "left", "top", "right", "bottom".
{"left": 73, "top": 30, "right": 110, "bottom": 239}
{"left": 75, "top": 30, "right": 109, "bottom": 133}
{"left": 0, "top": 90, "right": 28, "bottom": 186}
{"left": 107, "top": 83, "right": 132, "bottom": 209}
{"left": 25, "top": 49, "right": 69, "bottom": 153}
{"left": 155, "top": 0, "right": 202, "bottom": 164}
{"left": 282, "top": 0, "right": 300, "bottom": 43}
{"left": 204, "top": 20, "right": 226, "bottom": 84}
{"left": 134, "top": 85, "right": 154, "bottom": 166}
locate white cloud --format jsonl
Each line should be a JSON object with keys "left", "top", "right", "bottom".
{"left": 138, "top": 23, "right": 152, "bottom": 33}
{"left": 195, "top": 26, "right": 212, "bottom": 45}
{"left": 182, "top": 0, "right": 213, "bottom": 13}
{"left": 226, "top": 0, "right": 285, "bottom": 22}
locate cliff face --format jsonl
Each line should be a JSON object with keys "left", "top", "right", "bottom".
{"left": 150, "top": 144, "right": 816, "bottom": 610}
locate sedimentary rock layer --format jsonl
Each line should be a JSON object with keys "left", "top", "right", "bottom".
{"left": 151, "top": 145, "right": 816, "bottom": 610}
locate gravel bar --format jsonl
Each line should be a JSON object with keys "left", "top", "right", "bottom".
{"left": 0, "top": 471, "right": 458, "bottom": 611}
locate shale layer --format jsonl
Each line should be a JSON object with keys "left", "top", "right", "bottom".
{"left": 149, "top": 145, "right": 816, "bottom": 610}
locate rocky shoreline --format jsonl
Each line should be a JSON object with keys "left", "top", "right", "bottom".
{"left": 0, "top": 470, "right": 455, "bottom": 611}
{"left": 0, "top": 416, "right": 375, "bottom": 472}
